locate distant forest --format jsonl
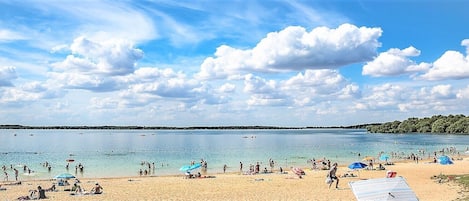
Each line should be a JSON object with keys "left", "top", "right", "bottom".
{"left": 366, "top": 114, "right": 469, "bottom": 134}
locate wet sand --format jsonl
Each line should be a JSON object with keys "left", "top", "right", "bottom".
{"left": 1, "top": 158, "right": 468, "bottom": 201}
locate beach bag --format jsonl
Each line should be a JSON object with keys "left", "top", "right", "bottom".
{"left": 325, "top": 176, "right": 333, "bottom": 184}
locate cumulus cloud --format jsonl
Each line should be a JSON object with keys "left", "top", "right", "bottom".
{"left": 217, "top": 83, "right": 236, "bottom": 93}
{"left": 0, "top": 81, "right": 62, "bottom": 104}
{"left": 243, "top": 74, "right": 287, "bottom": 106}
{"left": 49, "top": 37, "right": 144, "bottom": 92}
{"left": 457, "top": 85, "right": 469, "bottom": 99}
{"left": 53, "top": 37, "right": 144, "bottom": 75}
{"left": 197, "top": 24, "right": 382, "bottom": 79}
{"left": 282, "top": 69, "right": 360, "bottom": 101}
{"left": 128, "top": 68, "right": 199, "bottom": 98}
{"left": 362, "top": 46, "right": 430, "bottom": 77}
{"left": 242, "top": 70, "right": 360, "bottom": 107}
{"left": 430, "top": 84, "right": 455, "bottom": 99}
{"left": 420, "top": 39, "right": 469, "bottom": 80}
{"left": 363, "top": 83, "right": 406, "bottom": 110}
{"left": 0, "top": 66, "right": 17, "bottom": 86}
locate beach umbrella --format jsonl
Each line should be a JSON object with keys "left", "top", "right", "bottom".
{"left": 438, "top": 155, "right": 453, "bottom": 165}
{"left": 179, "top": 163, "right": 202, "bottom": 172}
{"left": 54, "top": 173, "right": 76, "bottom": 179}
{"left": 179, "top": 165, "right": 191, "bottom": 172}
{"left": 362, "top": 156, "right": 374, "bottom": 161}
{"left": 349, "top": 162, "right": 368, "bottom": 178}
{"left": 379, "top": 154, "right": 390, "bottom": 161}
{"left": 348, "top": 162, "right": 368, "bottom": 170}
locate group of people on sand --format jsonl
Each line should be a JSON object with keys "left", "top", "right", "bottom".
{"left": 70, "top": 181, "right": 103, "bottom": 196}
{"left": 14, "top": 179, "right": 103, "bottom": 200}
{"left": 16, "top": 185, "right": 47, "bottom": 200}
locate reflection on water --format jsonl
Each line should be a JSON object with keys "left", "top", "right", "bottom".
{"left": 1, "top": 129, "right": 468, "bottom": 179}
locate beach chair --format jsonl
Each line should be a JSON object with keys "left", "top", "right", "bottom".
{"left": 386, "top": 170, "right": 397, "bottom": 178}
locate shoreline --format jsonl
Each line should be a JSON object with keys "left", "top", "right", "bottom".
{"left": 2, "top": 157, "right": 468, "bottom": 201}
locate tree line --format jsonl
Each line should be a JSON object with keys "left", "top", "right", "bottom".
{"left": 366, "top": 114, "right": 469, "bottom": 134}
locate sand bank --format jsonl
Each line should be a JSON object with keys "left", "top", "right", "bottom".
{"left": 1, "top": 158, "right": 468, "bottom": 201}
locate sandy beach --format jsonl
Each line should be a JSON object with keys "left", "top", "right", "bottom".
{"left": 1, "top": 157, "right": 468, "bottom": 201}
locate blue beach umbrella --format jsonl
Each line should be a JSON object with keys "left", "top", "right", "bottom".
{"left": 54, "top": 173, "right": 76, "bottom": 179}
{"left": 438, "top": 155, "right": 453, "bottom": 165}
{"left": 379, "top": 154, "right": 390, "bottom": 161}
{"left": 348, "top": 162, "right": 368, "bottom": 170}
{"left": 348, "top": 162, "right": 368, "bottom": 178}
{"left": 179, "top": 163, "right": 202, "bottom": 172}
{"left": 179, "top": 165, "right": 191, "bottom": 172}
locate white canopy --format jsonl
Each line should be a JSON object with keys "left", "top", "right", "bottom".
{"left": 349, "top": 176, "right": 418, "bottom": 201}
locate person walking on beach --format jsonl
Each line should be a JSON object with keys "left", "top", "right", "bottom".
{"left": 327, "top": 163, "right": 339, "bottom": 189}
{"left": 223, "top": 164, "right": 227, "bottom": 173}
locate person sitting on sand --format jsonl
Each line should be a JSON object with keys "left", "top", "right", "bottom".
{"left": 185, "top": 171, "right": 193, "bottom": 179}
{"left": 378, "top": 163, "right": 385, "bottom": 170}
{"left": 31, "top": 186, "right": 47, "bottom": 200}
{"left": 90, "top": 183, "right": 103, "bottom": 194}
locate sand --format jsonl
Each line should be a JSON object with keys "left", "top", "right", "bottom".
{"left": 1, "top": 158, "right": 468, "bottom": 201}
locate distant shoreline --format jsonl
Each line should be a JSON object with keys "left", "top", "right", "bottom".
{"left": 0, "top": 124, "right": 371, "bottom": 130}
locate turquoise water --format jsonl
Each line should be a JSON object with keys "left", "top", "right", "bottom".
{"left": 1, "top": 129, "right": 468, "bottom": 180}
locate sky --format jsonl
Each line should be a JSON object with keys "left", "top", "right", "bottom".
{"left": 1, "top": 0, "right": 469, "bottom": 127}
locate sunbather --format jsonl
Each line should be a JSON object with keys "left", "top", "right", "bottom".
{"left": 90, "top": 183, "right": 103, "bottom": 194}
{"left": 45, "top": 184, "right": 56, "bottom": 192}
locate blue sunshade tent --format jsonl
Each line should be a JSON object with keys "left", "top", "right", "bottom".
{"left": 54, "top": 173, "right": 75, "bottom": 179}
{"left": 349, "top": 176, "right": 418, "bottom": 201}
{"left": 179, "top": 163, "right": 202, "bottom": 172}
{"left": 439, "top": 155, "right": 453, "bottom": 165}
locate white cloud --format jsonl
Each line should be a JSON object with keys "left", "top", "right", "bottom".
{"left": 197, "top": 24, "right": 382, "bottom": 79}
{"left": 89, "top": 97, "right": 120, "bottom": 109}
{"left": 0, "top": 66, "right": 17, "bottom": 86}
{"left": 430, "top": 84, "right": 455, "bottom": 99}
{"left": 420, "top": 39, "right": 469, "bottom": 80}
{"left": 49, "top": 37, "right": 144, "bottom": 92}
{"left": 243, "top": 74, "right": 287, "bottom": 106}
{"left": 36, "top": 1, "right": 157, "bottom": 43}
{"left": 217, "top": 83, "right": 236, "bottom": 93}
{"left": 363, "top": 83, "right": 406, "bottom": 110}
{"left": 456, "top": 85, "right": 469, "bottom": 99}
{"left": 362, "top": 46, "right": 430, "bottom": 77}
{"left": 0, "top": 81, "right": 62, "bottom": 104}
{"left": 242, "top": 70, "right": 360, "bottom": 107}
{"left": 0, "top": 29, "right": 27, "bottom": 42}
{"left": 282, "top": 69, "right": 360, "bottom": 102}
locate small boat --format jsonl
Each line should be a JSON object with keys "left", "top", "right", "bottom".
{"left": 66, "top": 159, "right": 75, "bottom": 162}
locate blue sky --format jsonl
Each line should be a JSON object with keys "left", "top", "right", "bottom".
{"left": 1, "top": 0, "right": 469, "bottom": 126}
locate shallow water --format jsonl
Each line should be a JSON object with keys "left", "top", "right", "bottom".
{"left": 0, "top": 129, "right": 467, "bottom": 180}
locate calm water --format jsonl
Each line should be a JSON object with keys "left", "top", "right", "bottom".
{"left": 1, "top": 129, "right": 468, "bottom": 180}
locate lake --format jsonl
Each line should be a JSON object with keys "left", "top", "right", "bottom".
{"left": 1, "top": 129, "right": 468, "bottom": 180}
